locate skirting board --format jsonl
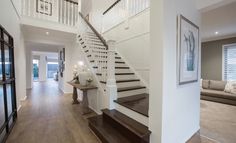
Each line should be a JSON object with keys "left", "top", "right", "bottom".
{"left": 20, "top": 96, "right": 27, "bottom": 101}
{"left": 17, "top": 105, "right": 22, "bottom": 112}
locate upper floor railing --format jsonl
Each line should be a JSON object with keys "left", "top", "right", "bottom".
{"left": 21, "top": 0, "right": 80, "bottom": 27}
{"left": 102, "top": 0, "right": 150, "bottom": 32}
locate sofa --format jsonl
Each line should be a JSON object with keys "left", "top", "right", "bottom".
{"left": 201, "top": 80, "right": 236, "bottom": 106}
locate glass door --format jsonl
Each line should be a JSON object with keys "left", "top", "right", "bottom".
{"left": 0, "top": 26, "right": 17, "bottom": 143}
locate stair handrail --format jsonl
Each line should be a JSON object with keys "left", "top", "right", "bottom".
{"left": 79, "top": 12, "right": 108, "bottom": 50}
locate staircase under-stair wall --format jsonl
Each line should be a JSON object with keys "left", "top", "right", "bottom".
{"left": 77, "top": 13, "right": 151, "bottom": 143}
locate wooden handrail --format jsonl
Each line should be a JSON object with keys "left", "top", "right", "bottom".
{"left": 64, "top": 0, "right": 78, "bottom": 5}
{"left": 79, "top": 12, "right": 108, "bottom": 49}
{"left": 103, "top": 0, "right": 121, "bottom": 15}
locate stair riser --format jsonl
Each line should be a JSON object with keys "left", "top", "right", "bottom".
{"left": 115, "top": 75, "right": 137, "bottom": 80}
{"left": 101, "top": 81, "right": 141, "bottom": 89}
{"left": 115, "top": 69, "right": 132, "bottom": 73}
{"left": 118, "top": 88, "right": 147, "bottom": 98}
{"left": 103, "top": 113, "right": 149, "bottom": 143}
{"left": 97, "top": 75, "right": 136, "bottom": 80}
{"left": 88, "top": 123, "right": 108, "bottom": 143}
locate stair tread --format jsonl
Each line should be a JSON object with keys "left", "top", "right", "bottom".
{"left": 114, "top": 94, "right": 149, "bottom": 117}
{"left": 88, "top": 115, "right": 132, "bottom": 143}
{"left": 118, "top": 86, "right": 146, "bottom": 92}
{"left": 102, "top": 109, "right": 151, "bottom": 138}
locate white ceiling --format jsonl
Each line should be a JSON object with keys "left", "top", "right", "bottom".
{"left": 22, "top": 25, "right": 76, "bottom": 45}
{"left": 26, "top": 42, "right": 63, "bottom": 53}
{"left": 32, "top": 51, "right": 58, "bottom": 59}
{"left": 201, "top": 1, "right": 236, "bottom": 42}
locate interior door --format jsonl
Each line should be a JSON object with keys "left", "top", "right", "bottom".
{"left": 0, "top": 25, "right": 17, "bottom": 143}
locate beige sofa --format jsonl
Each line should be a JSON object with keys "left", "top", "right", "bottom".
{"left": 201, "top": 80, "right": 236, "bottom": 106}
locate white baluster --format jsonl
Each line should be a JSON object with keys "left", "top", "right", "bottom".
{"left": 59, "top": 0, "right": 63, "bottom": 23}
{"left": 71, "top": 3, "right": 74, "bottom": 26}
{"left": 63, "top": 0, "right": 66, "bottom": 24}
{"left": 67, "top": 1, "right": 69, "bottom": 25}
{"left": 27, "top": 0, "right": 31, "bottom": 16}
{"left": 32, "top": 0, "right": 36, "bottom": 18}
{"left": 106, "top": 40, "right": 117, "bottom": 110}
{"left": 22, "top": 0, "right": 25, "bottom": 16}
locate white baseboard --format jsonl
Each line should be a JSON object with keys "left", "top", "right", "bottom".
{"left": 20, "top": 96, "right": 27, "bottom": 101}
{"left": 89, "top": 105, "right": 102, "bottom": 115}
{"left": 17, "top": 105, "right": 22, "bottom": 111}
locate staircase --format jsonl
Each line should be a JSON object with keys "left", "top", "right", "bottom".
{"left": 77, "top": 13, "right": 150, "bottom": 142}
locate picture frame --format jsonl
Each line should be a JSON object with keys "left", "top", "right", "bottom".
{"left": 177, "top": 15, "right": 199, "bottom": 85}
{"left": 36, "top": 0, "right": 52, "bottom": 16}
{"left": 59, "top": 48, "right": 65, "bottom": 77}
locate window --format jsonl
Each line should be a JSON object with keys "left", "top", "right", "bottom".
{"left": 47, "top": 62, "right": 58, "bottom": 79}
{"left": 33, "top": 60, "right": 39, "bottom": 81}
{"left": 223, "top": 44, "right": 236, "bottom": 81}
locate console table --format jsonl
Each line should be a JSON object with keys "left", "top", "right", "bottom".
{"left": 67, "top": 82, "right": 97, "bottom": 115}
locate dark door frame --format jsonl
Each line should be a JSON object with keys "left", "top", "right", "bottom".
{"left": 0, "top": 25, "right": 17, "bottom": 143}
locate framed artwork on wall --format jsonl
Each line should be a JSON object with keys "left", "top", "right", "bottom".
{"left": 177, "top": 15, "right": 199, "bottom": 85}
{"left": 36, "top": 0, "right": 52, "bottom": 16}
{"left": 59, "top": 48, "right": 65, "bottom": 77}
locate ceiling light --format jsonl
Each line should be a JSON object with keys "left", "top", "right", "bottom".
{"left": 215, "top": 31, "right": 219, "bottom": 35}
{"left": 46, "top": 32, "right": 49, "bottom": 35}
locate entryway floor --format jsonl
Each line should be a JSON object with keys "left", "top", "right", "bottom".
{"left": 6, "top": 81, "right": 99, "bottom": 143}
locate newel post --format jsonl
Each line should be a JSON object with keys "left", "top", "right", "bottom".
{"left": 106, "top": 40, "right": 117, "bottom": 109}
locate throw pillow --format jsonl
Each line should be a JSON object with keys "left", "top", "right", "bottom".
{"left": 202, "top": 80, "right": 209, "bottom": 89}
{"left": 224, "top": 82, "right": 232, "bottom": 93}
{"left": 209, "top": 80, "right": 227, "bottom": 91}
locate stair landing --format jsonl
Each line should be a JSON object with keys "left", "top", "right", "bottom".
{"left": 114, "top": 94, "right": 149, "bottom": 117}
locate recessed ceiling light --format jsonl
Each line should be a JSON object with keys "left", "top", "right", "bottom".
{"left": 215, "top": 31, "right": 219, "bottom": 35}
{"left": 46, "top": 32, "right": 49, "bottom": 35}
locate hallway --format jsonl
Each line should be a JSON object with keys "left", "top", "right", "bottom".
{"left": 6, "top": 81, "right": 99, "bottom": 143}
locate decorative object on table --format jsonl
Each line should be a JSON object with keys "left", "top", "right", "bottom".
{"left": 79, "top": 71, "right": 91, "bottom": 86}
{"left": 86, "top": 78, "right": 93, "bottom": 86}
{"left": 177, "top": 14, "right": 199, "bottom": 85}
{"left": 36, "top": 0, "right": 52, "bottom": 16}
{"left": 59, "top": 48, "right": 65, "bottom": 77}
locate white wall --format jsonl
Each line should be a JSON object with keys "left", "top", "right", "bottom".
{"left": 0, "top": 0, "right": 27, "bottom": 108}
{"left": 38, "top": 54, "right": 47, "bottom": 81}
{"left": 103, "top": 9, "right": 150, "bottom": 87}
{"left": 81, "top": 0, "right": 92, "bottom": 16}
{"left": 26, "top": 47, "right": 33, "bottom": 89}
{"left": 89, "top": 0, "right": 116, "bottom": 32}
{"left": 149, "top": 0, "right": 201, "bottom": 143}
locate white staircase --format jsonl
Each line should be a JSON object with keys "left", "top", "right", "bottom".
{"left": 77, "top": 13, "right": 149, "bottom": 125}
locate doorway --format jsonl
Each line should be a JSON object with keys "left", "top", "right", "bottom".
{"left": 47, "top": 62, "right": 58, "bottom": 81}
{"left": 33, "top": 59, "right": 39, "bottom": 81}
{"left": 0, "top": 25, "right": 17, "bottom": 143}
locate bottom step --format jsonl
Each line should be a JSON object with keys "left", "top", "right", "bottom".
{"left": 88, "top": 109, "right": 151, "bottom": 143}
{"left": 88, "top": 115, "right": 132, "bottom": 143}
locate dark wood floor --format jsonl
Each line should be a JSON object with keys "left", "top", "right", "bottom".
{"left": 6, "top": 81, "right": 100, "bottom": 143}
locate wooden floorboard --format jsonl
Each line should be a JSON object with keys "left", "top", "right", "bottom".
{"left": 6, "top": 81, "right": 100, "bottom": 143}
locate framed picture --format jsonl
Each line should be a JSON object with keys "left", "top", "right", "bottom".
{"left": 59, "top": 48, "right": 65, "bottom": 77}
{"left": 36, "top": 0, "right": 52, "bottom": 16}
{"left": 177, "top": 15, "right": 199, "bottom": 85}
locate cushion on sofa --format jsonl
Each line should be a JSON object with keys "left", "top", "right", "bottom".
{"left": 209, "top": 80, "right": 226, "bottom": 91}
{"left": 201, "top": 89, "right": 236, "bottom": 101}
{"left": 202, "top": 80, "right": 210, "bottom": 89}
